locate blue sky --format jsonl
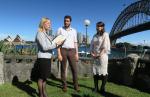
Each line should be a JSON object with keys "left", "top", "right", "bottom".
{"left": 0, "top": 0, "right": 149, "bottom": 45}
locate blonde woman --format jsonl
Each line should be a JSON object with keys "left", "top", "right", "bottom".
{"left": 35, "top": 17, "right": 62, "bottom": 97}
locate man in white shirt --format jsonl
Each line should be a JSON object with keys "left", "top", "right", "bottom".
{"left": 57, "top": 15, "right": 79, "bottom": 92}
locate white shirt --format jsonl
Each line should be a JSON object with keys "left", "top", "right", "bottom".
{"left": 57, "top": 27, "right": 77, "bottom": 49}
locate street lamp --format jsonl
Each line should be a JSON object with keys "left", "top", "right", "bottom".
{"left": 84, "top": 19, "right": 90, "bottom": 57}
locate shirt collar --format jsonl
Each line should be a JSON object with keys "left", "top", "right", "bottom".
{"left": 63, "top": 26, "right": 72, "bottom": 31}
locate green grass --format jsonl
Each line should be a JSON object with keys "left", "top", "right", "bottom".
{"left": 0, "top": 78, "right": 150, "bottom": 97}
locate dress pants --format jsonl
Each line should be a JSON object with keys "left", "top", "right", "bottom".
{"left": 60, "top": 48, "right": 78, "bottom": 89}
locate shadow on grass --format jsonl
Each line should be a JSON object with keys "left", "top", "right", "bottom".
{"left": 105, "top": 92, "right": 121, "bottom": 97}
{"left": 47, "top": 73, "right": 93, "bottom": 90}
{"left": 71, "top": 92, "right": 121, "bottom": 97}
{"left": 71, "top": 93, "right": 95, "bottom": 97}
{"left": 71, "top": 93, "right": 81, "bottom": 97}
{"left": 131, "top": 85, "right": 150, "bottom": 94}
{"left": 47, "top": 74, "right": 121, "bottom": 97}
{"left": 46, "top": 79, "right": 62, "bottom": 88}
{"left": 46, "top": 74, "right": 74, "bottom": 89}
{"left": 12, "top": 76, "right": 38, "bottom": 97}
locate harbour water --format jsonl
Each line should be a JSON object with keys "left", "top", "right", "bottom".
{"left": 15, "top": 45, "right": 150, "bottom": 59}
{"left": 52, "top": 46, "right": 127, "bottom": 59}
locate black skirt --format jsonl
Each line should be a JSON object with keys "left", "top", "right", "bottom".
{"left": 37, "top": 58, "right": 51, "bottom": 79}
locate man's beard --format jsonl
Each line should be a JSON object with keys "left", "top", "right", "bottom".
{"left": 64, "top": 24, "right": 70, "bottom": 28}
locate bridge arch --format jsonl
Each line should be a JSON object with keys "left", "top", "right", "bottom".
{"left": 110, "top": 0, "right": 150, "bottom": 45}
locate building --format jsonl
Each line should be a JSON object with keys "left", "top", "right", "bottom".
{"left": 87, "top": 35, "right": 90, "bottom": 44}
{"left": 4, "top": 35, "right": 13, "bottom": 42}
{"left": 13, "top": 35, "right": 25, "bottom": 45}
{"left": 77, "top": 32, "right": 83, "bottom": 44}
{"left": 3, "top": 36, "right": 13, "bottom": 45}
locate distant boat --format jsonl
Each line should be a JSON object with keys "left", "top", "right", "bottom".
{"left": 78, "top": 51, "right": 90, "bottom": 57}
{"left": 80, "top": 44, "right": 86, "bottom": 47}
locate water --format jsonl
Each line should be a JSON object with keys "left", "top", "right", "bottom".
{"left": 78, "top": 46, "right": 126, "bottom": 59}
{"left": 14, "top": 44, "right": 150, "bottom": 60}
{"left": 15, "top": 45, "right": 128, "bottom": 59}
{"left": 15, "top": 45, "right": 37, "bottom": 50}
{"left": 52, "top": 46, "right": 126, "bottom": 59}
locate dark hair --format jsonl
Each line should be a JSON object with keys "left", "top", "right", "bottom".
{"left": 64, "top": 15, "right": 72, "bottom": 22}
{"left": 96, "top": 21, "right": 105, "bottom": 27}
{"left": 96, "top": 21, "right": 105, "bottom": 35}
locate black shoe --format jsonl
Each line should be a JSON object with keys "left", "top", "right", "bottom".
{"left": 99, "top": 89, "right": 106, "bottom": 96}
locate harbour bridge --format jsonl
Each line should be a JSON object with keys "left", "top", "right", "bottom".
{"left": 110, "top": 0, "right": 150, "bottom": 46}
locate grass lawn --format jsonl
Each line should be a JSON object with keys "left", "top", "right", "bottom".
{"left": 0, "top": 77, "right": 150, "bottom": 97}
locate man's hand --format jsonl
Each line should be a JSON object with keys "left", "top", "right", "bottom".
{"left": 58, "top": 54, "right": 63, "bottom": 61}
{"left": 75, "top": 53, "right": 79, "bottom": 61}
{"left": 56, "top": 40, "right": 63, "bottom": 47}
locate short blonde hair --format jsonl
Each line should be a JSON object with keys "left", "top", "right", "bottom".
{"left": 38, "top": 17, "right": 50, "bottom": 32}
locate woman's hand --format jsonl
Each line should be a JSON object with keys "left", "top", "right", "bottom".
{"left": 91, "top": 52, "right": 97, "bottom": 58}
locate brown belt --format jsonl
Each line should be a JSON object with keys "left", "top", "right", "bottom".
{"left": 61, "top": 48, "right": 75, "bottom": 51}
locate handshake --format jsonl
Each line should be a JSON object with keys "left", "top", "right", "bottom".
{"left": 53, "top": 35, "right": 66, "bottom": 47}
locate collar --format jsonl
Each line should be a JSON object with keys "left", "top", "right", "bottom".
{"left": 63, "top": 26, "right": 72, "bottom": 31}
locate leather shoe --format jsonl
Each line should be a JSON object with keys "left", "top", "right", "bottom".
{"left": 62, "top": 86, "right": 67, "bottom": 92}
{"left": 75, "top": 86, "right": 80, "bottom": 92}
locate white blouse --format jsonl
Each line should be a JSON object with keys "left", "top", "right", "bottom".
{"left": 90, "top": 32, "right": 110, "bottom": 56}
